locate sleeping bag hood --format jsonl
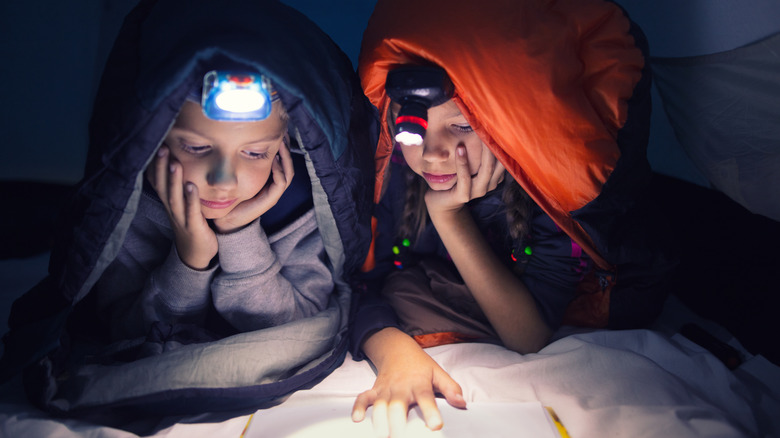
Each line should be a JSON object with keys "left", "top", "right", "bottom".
{"left": 0, "top": 0, "right": 377, "bottom": 419}
{"left": 359, "top": 0, "right": 677, "bottom": 327}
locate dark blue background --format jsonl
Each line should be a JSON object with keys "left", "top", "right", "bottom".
{"left": 1, "top": 0, "right": 777, "bottom": 186}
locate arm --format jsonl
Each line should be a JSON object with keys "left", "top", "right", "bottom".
{"left": 352, "top": 327, "right": 466, "bottom": 438}
{"left": 93, "top": 191, "right": 216, "bottom": 340}
{"left": 210, "top": 209, "right": 333, "bottom": 331}
{"left": 425, "top": 145, "right": 551, "bottom": 353}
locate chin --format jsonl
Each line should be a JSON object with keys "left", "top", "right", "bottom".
{"left": 202, "top": 209, "right": 231, "bottom": 220}
{"left": 426, "top": 181, "right": 457, "bottom": 191}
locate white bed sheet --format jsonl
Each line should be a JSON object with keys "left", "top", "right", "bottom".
{"left": 1, "top": 254, "right": 779, "bottom": 438}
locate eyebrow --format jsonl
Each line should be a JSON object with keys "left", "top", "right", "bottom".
{"left": 441, "top": 105, "right": 468, "bottom": 118}
{"left": 241, "top": 134, "right": 284, "bottom": 147}
{"left": 168, "top": 127, "right": 284, "bottom": 146}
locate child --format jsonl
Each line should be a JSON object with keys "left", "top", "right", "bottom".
{"left": 350, "top": 0, "right": 677, "bottom": 435}
{"left": 0, "top": 0, "right": 376, "bottom": 419}
{"left": 94, "top": 81, "right": 334, "bottom": 340}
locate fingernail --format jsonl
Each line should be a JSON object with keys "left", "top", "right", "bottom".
{"left": 186, "top": 183, "right": 194, "bottom": 193}
{"left": 457, "top": 146, "right": 465, "bottom": 156}
{"left": 170, "top": 164, "right": 176, "bottom": 173}
{"left": 158, "top": 147, "right": 167, "bottom": 157}
{"left": 426, "top": 414, "right": 443, "bottom": 430}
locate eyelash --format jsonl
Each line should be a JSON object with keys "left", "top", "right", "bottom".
{"left": 243, "top": 151, "right": 270, "bottom": 160}
{"left": 452, "top": 124, "right": 474, "bottom": 133}
{"left": 178, "top": 143, "right": 270, "bottom": 160}
{"left": 180, "top": 143, "right": 211, "bottom": 155}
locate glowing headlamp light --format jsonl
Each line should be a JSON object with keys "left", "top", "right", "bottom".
{"left": 385, "top": 66, "right": 454, "bottom": 146}
{"left": 201, "top": 71, "right": 276, "bottom": 121}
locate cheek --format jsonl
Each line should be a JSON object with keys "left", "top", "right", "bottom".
{"left": 167, "top": 149, "right": 202, "bottom": 183}
{"left": 241, "top": 162, "right": 274, "bottom": 194}
{"left": 399, "top": 145, "right": 422, "bottom": 171}
{"left": 178, "top": 162, "right": 206, "bottom": 187}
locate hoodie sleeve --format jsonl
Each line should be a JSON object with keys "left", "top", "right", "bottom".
{"left": 210, "top": 209, "right": 333, "bottom": 332}
{"left": 93, "top": 192, "right": 216, "bottom": 340}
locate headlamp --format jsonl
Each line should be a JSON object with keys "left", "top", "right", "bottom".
{"left": 385, "top": 66, "right": 454, "bottom": 146}
{"left": 201, "top": 71, "right": 277, "bottom": 121}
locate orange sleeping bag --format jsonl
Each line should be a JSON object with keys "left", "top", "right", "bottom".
{"left": 359, "top": 0, "right": 645, "bottom": 272}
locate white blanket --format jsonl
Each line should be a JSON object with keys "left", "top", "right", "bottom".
{"left": 2, "top": 329, "right": 778, "bottom": 437}
{"left": 1, "top": 254, "right": 779, "bottom": 437}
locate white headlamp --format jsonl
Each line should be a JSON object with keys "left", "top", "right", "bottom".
{"left": 201, "top": 71, "right": 277, "bottom": 121}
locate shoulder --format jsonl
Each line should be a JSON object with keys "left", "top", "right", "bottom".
{"left": 266, "top": 207, "right": 319, "bottom": 245}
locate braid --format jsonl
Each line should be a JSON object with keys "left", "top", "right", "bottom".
{"left": 397, "top": 169, "right": 532, "bottom": 242}
{"left": 502, "top": 178, "right": 532, "bottom": 241}
{"left": 398, "top": 166, "right": 428, "bottom": 241}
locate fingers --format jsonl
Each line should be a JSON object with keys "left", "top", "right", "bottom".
{"left": 184, "top": 182, "right": 201, "bottom": 227}
{"left": 433, "top": 369, "right": 467, "bottom": 409}
{"left": 391, "top": 399, "right": 417, "bottom": 438}
{"left": 484, "top": 143, "right": 506, "bottom": 189}
{"left": 414, "top": 387, "right": 443, "bottom": 431}
{"left": 489, "top": 158, "right": 506, "bottom": 190}
{"left": 353, "top": 390, "right": 406, "bottom": 438}
{"left": 353, "top": 389, "right": 412, "bottom": 438}
{"left": 269, "top": 154, "right": 286, "bottom": 190}
{"left": 277, "top": 139, "right": 294, "bottom": 188}
{"left": 452, "top": 145, "right": 472, "bottom": 203}
{"left": 166, "top": 160, "right": 186, "bottom": 223}
{"left": 151, "top": 146, "right": 170, "bottom": 205}
{"left": 262, "top": 141, "right": 294, "bottom": 202}
{"left": 150, "top": 146, "right": 193, "bottom": 226}
{"left": 371, "top": 400, "right": 390, "bottom": 438}
{"left": 352, "top": 390, "right": 374, "bottom": 423}
{"left": 470, "top": 145, "right": 497, "bottom": 198}
{"left": 353, "top": 387, "right": 453, "bottom": 437}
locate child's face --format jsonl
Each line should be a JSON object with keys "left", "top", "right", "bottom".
{"left": 163, "top": 100, "right": 287, "bottom": 219}
{"left": 392, "top": 100, "right": 486, "bottom": 191}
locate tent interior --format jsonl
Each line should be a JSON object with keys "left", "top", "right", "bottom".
{"left": 1, "top": 0, "right": 779, "bottom": 436}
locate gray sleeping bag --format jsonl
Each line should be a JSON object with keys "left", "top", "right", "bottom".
{"left": 0, "top": 0, "right": 377, "bottom": 421}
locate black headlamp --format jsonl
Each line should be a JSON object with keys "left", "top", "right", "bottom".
{"left": 385, "top": 66, "right": 454, "bottom": 146}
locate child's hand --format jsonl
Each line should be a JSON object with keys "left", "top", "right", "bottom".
{"left": 147, "top": 146, "right": 218, "bottom": 270}
{"left": 352, "top": 328, "right": 466, "bottom": 438}
{"left": 424, "top": 144, "right": 505, "bottom": 218}
{"left": 212, "top": 142, "right": 294, "bottom": 234}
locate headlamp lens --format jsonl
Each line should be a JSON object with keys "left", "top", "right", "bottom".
{"left": 202, "top": 71, "right": 274, "bottom": 121}
{"left": 215, "top": 89, "right": 265, "bottom": 113}
{"left": 394, "top": 103, "right": 429, "bottom": 146}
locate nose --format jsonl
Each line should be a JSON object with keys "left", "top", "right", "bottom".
{"left": 420, "top": 130, "right": 451, "bottom": 163}
{"left": 206, "top": 155, "right": 237, "bottom": 188}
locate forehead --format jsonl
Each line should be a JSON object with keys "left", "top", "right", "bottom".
{"left": 428, "top": 100, "right": 464, "bottom": 119}
{"left": 172, "top": 100, "right": 286, "bottom": 137}
{"left": 389, "top": 99, "right": 464, "bottom": 119}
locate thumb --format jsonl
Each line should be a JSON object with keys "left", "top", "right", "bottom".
{"left": 432, "top": 367, "right": 466, "bottom": 409}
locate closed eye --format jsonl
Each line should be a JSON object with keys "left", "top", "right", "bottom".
{"left": 180, "top": 143, "right": 212, "bottom": 155}
{"left": 243, "top": 150, "right": 270, "bottom": 160}
{"left": 452, "top": 124, "right": 474, "bottom": 133}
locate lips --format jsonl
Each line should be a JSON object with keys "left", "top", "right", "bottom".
{"left": 200, "top": 198, "right": 237, "bottom": 209}
{"left": 423, "top": 172, "right": 456, "bottom": 185}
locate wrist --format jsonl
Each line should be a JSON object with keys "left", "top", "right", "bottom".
{"left": 176, "top": 247, "right": 216, "bottom": 271}
{"left": 428, "top": 205, "right": 469, "bottom": 229}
